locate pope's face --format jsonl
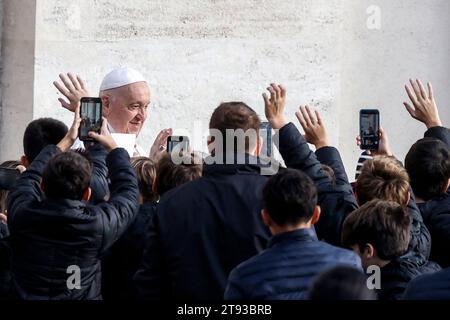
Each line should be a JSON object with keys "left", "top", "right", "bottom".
{"left": 102, "top": 81, "right": 150, "bottom": 135}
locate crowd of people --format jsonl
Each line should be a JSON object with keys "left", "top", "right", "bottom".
{"left": 0, "top": 67, "right": 449, "bottom": 300}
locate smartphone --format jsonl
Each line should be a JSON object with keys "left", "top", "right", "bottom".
{"left": 0, "top": 167, "right": 20, "bottom": 190}
{"left": 360, "top": 109, "right": 380, "bottom": 150}
{"left": 167, "top": 136, "right": 189, "bottom": 154}
{"left": 260, "top": 122, "right": 272, "bottom": 158}
{"left": 79, "top": 97, "right": 103, "bottom": 141}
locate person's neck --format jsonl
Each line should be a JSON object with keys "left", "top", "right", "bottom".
{"left": 270, "top": 222, "right": 312, "bottom": 236}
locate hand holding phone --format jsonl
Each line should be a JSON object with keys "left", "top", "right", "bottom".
{"left": 79, "top": 97, "right": 103, "bottom": 141}
{"left": 359, "top": 109, "right": 380, "bottom": 151}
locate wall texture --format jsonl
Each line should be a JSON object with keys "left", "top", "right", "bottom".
{"left": 1, "top": 0, "right": 449, "bottom": 179}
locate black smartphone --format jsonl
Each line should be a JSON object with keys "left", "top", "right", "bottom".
{"left": 0, "top": 167, "right": 20, "bottom": 190}
{"left": 360, "top": 109, "right": 380, "bottom": 150}
{"left": 260, "top": 122, "right": 272, "bottom": 158}
{"left": 167, "top": 136, "right": 189, "bottom": 154}
{"left": 79, "top": 97, "right": 103, "bottom": 141}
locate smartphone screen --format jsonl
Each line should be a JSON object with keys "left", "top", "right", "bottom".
{"left": 0, "top": 167, "right": 20, "bottom": 190}
{"left": 360, "top": 109, "right": 380, "bottom": 150}
{"left": 260, "top": 122, "right": 272, "bottom": 158}
{"left": 79, "top": 97, "right": 102, "bottom": 141}
{"left": 167, "top": 136, "right": 189, "bottom": 154}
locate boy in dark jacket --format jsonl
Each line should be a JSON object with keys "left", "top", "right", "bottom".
{"left": 342, "top": 199, "right": 432, "bottom": 300}
{"left": 403, "top": 79, "right": 450, "bottom": 268}
{"left": 225, "top": 169, "right": 361, "bottom": 300}
{"left": 7, "top": 112, "right": 139, "bottom": 300}
{"left": 134, "top": 101, "right": 273, "bottom": 300}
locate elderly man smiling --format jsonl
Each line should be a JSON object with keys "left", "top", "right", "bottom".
{"left": 54, "top": 67, "right": 171, "bottom": 159}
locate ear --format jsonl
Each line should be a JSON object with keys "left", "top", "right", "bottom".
{"left": 363, "top": 243, "right": 375, "bottom": 260}
{"left": 442, "top": 179, "right": 450, "bottom": 193}
{"left": 254, "top": 136, "right": 263, "bottom": 157}
{"left": 261, "top": 209, "right": 272, "bottom": 227}
{"left": 406, "top": 191, "right": 411, "bottom": 206}
{"left": 82, "top": 187, "right": 92, "bottom": 202}
{"left": 101, "top": 95, "right": 111, "bottom": 116}
{"left": 310, "top": 205, "right": 321, "bottom": 225}
{"left": 21, "top": 155, "right": 30, "bottom": 168}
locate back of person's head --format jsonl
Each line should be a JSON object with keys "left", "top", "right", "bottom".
{"left": 131, "top": 156, "right": 158, "bottom": 204}
{"left": 208, "top": 102, "right": 261, "bottom": 154}
{"left": 156, "top": 153, "right": 202, "bottom": 197}
{"left": 23, "top": 118, "right": 68, "bottom": 164}
{"left": 355, "top": 156, "right": 410, "bottom": 206}
{"left": 262, "top": 168, "right": 317, "bottom": 226}
{"left": 308, "top": 266, "right": 377, "bottom": 300}
{"left": 342, "top": 199, "right": 411, "bottom": 261}
{"left": 0, "top": 160, "right": 21, "bottom": 212}
{"left": 42, "top": 152, "right": 92, "bottom": 200}
{"left": 405, "top": 138, "right": 450, "bottom": 201}
{"left": 321, "top": 164, "right": 336, "bottom": 187}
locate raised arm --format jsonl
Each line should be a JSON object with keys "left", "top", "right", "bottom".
{"left": 263, "top": 84, "right": 331, "bottom": 188}
{"left": 296, "top": 105, "right": 350, "bottom": 185}
{"left": 53, "top": 73, "right": 90, "bottom": 113}
{"left": 404, "top": 79, "right": 449, "bottom": 147}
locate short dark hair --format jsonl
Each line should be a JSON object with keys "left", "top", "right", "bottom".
{"left": 308, "top": 266, "right": 376, "bottom": 300}
{"left": 405, "top": 137, "right": 450, "bottom": 201}
{"left": 262, "top": 168, "right": 317, "bottom": 226}
{"left": 355, "top": 156, "right": 410, "bottom": 206}
{"left": 23, "top": 118, "right": 68, "bottom": 163}
{"left": 342, "top": 199, "right": 411, "bottom": 260}
{"left": 209, "top": 102, "right": 261, "bottom": 154}
{"left": 131, "top": 157, "right": 158, "bottom": 203}
{"left": 156, "top": 153, "right": 202, "bottom": 197}
{"left": 42, "top": 152, "right": 92, "bottom": 200}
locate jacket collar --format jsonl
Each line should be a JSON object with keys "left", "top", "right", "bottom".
{"left": 268, "top": 228, "right": 318, "bottom": 248}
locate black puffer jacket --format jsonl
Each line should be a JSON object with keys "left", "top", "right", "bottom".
{"left": 7, "top": 145, "right": 139, "bottom": 300}
{"left": 378, "top": 252, "right": 440, "bottom": 300}
{"left": 314, "top": 147, "right": 358, "bottom": 246}
{"left": 418, "top": 192, "right": 450, "bottom": 268}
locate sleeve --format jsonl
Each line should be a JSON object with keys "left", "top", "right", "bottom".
{"left": 315, "top": 146, "right": 350, "bottom": 185}
{"left": 86, "top": 142, "right": 109, "bottom": 203}
{"left": 424, "top": 126, "right": 450, "bottom": 148}
{"left": 406, "top": 191, "right": 432, "bottom": 262}
{"left": 97, "top": 148, "right": 140, "bottom": 251}
{"left": 7, "top": 145, "right": 60, "bottom": 226}
{"left": 224, "top": 268, "right": 245, "bottom": 300}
